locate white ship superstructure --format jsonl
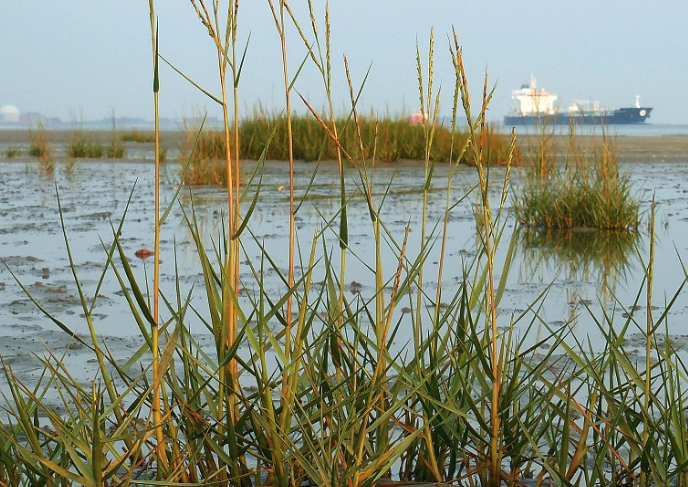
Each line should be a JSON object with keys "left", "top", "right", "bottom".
{"left": 510, "top": 75, "right": 558, "bottom": 117}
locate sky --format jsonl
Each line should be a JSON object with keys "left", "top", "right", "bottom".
{"left": 1, "top": 1, "right": 687, "bottom": 125}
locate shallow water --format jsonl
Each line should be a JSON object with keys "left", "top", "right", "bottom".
{"left": 1, "top": 156, "right": 688, "bottom": 385}
{"left": 497, "top": 122, "right": 688, "bottom": 137}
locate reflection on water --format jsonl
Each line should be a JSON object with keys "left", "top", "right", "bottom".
{"left": 517, "top": 226, "right": 641, "bottom": 301}
{"left": 494, "top": 123, "right": 688, "bottom": 137}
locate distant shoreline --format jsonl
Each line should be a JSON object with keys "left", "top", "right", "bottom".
{"left": 1, "top": 129, "right": 687, "bottom": 163}
{"left": 0, "top": 129, "right": 187, "bottom": 152}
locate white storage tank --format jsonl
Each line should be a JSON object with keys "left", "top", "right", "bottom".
{"left": 1, "top": 105, "right": 21, "bottom": 123}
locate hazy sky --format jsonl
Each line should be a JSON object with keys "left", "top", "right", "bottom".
{"left": 2, "top": 1, "right": 686, "bottom": 125}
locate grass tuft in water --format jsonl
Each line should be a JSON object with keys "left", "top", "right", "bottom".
{"left": 514, "top": 124, "right": 640, "bottom": 230}
{"left": 29, "top": 122, "right": 55, "bottom": 173}
{"left": 68, "top": 133, "right": 105, "bottom": 158}
{"left": 4, "top": 146, "right": 21, "bottom": 158}
{"left": 67, "top": 116, "right": 126, "bottom": 159}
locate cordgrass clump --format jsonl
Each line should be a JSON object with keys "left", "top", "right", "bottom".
{"left": 108, "top": 119, "right": 127, "bottom": 159}
{"left": 68, "top": 133, "right": 105, "bottom": 158}
{"left": 4, "top": 146, "right": 21, "bottom": 158}
{"left": 29, "top": 122, "right": 55, "bottom": 173}
{"left": 68, "top": 116, "right": 127, "bottom": 159}
{"left": 107, "top": 138, "right": 126, "bottom": 159}
{"left": 67, "top": 133, "right": 127, "bottom": 159}
{"left": 237, "top": 112, "right": 514, "bottom": 164}
{"left": 28, "top": 123, "right": 50, "bottom": 159}
{"left": 513, "top": 127, "right": 640, "bottom": 229}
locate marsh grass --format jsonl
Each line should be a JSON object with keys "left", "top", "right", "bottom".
{"left": 239, "top": 111, "right": 514, "bottom": 164}
{"left": 68, "top": 134, "right": 127, "bottom": 159}
{"left": 29, "top": 122, "right": 55, "bottom": 174}
{"left": 107, "top": 116, "right": 127, "bottom": 159}
{"left": 107, "top": 139, "right": 126, "bottom": 159}
{"left": 514, "top": 124, "right": 640, "bottom": 230}
{"left": 68, "top": 117, "right": 126, "bottom": 159}
{"left": 120, "top": 129, "right": 156, "bottom": 143}
{"left": 68, "top": 132, "right": 106, "bottom": 158}
{"left": 4, "top": 146, "right": 21, "bottom": 158}
{"left": 179, "top": 118, "right": 232, "bottom": 185}
{"left": 180, "top": 113, "right": 516, "bottom": 185}
{"left": 29, "top": 123, "right": 48, "bottom": 158}
{"left": 64, "top": 156, "right": 77, "bottom": 174}
{"left": 2, "top": 3, "right": 688, "bottom": 487}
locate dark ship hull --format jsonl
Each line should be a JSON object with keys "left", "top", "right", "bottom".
{"left": 504, "top": 107, "right": 653, "bottom": 126}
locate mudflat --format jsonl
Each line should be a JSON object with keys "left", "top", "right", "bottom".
{"left": 0, "top": 129, "right": 187, "bottom": 152}
{"left": 517, "top": 133, "right": 688, "bottom": 163}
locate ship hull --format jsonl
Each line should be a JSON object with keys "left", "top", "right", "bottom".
{"left": 504, "top": 107, "right": 653, "bottom": 126}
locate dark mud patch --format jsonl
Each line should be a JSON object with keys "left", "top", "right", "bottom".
{"left": 6, "top": 280, "right": 81, "bottom": 314}
{"left": 1, "top": 255, "right": 44, "bottom": 267}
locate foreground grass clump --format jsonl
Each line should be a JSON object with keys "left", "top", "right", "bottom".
{"left": 513, "top": 127, "right": 640, "bottom": 229}
{"left": 181, "top": 113, "right": 516, "bottom": 184}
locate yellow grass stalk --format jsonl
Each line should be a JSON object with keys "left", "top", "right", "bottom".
{"left": 413, "top": 30, "right": 445, "bottom": 483}
{"left": 451, "top": 28, "right": 506, "bottom": 486}
{"left": 147, "top": 0, "right": 168, "bottom": 476}
{"left": 267, "top": 2, "right": 295, "bottom": 482}
{"left": 642, "top": 198, "right": 655, "bottom": 487}
{"left": 188, "top": 2, "right": 246, "bottom": 484}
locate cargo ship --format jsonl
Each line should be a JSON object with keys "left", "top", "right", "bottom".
{"left": 503, "top": 75, "right": 652, "bottom": 126}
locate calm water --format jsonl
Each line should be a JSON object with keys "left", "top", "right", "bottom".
{"left": 1, "top": 155, "right": 688, "bottom": 360}
{"left": 495, "top": 122, "right": 688, "bottom": 137}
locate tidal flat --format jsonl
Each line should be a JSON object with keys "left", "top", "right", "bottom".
{"left": 1, "top": 131, "right": 688, "bottom": 394}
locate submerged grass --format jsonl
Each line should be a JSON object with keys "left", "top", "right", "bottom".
{"left": 1, "top": 3, "right": 687, "bottom": 487}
